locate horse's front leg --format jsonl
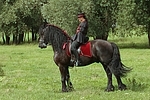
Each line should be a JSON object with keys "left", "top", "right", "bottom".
{"left": 103, "top": 64, "right": 115, "bottom": 92}
{"left": 66, "top": 68, "right": 74, "bottom": 91}
{"left": 59, "top": 65, "right": 68, "bottom": 92}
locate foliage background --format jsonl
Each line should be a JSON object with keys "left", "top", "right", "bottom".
{"left": 0, "top": 0, "right": 150, "bottom": 44}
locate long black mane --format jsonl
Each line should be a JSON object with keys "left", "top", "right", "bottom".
{"left": 46, "top": 24, "right": 71, "bottom": 52}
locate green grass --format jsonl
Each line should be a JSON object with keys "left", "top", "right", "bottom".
{"left": 0, "top": 35, "right": 150, "bottom": 100}
{"left": 108, "top": 34, "right": 150, "bottom": 48}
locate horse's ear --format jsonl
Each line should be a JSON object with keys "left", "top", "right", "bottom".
{"left": 44, "top": 19, "right": 47, "bottom": 23}
{"left": 43, "top": 19, "right": 48, "bottom": 27}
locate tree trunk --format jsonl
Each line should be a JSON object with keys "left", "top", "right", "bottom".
{"left": 32, "top": 27, "right": 37, "bottom": 41}
{"left": 32, "top": 27, "right": 35, "bottom": 41}
{"left": 18, "top": 33, "right": 24, "bottom": 44}
{"left": 13, "top": 34, "right": 18, "bottom": 44}
{"left": 28, "top": 32, "right": 30, "bottom": 43}
{"left": 148, "top": 1, "right": 150, "bottom": 46}
{"left": 5, "top": 35, "right": 10, "bottom": 45}
{"left": 148, "top": 22, "right": 150, "bottom": 46}
{"left": 2, "top": 33, "right": 5, "bottom": 44}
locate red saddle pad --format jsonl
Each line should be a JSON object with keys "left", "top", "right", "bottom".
{"left": 63, "top": 42, "right": 92, "bottom": 57}
{"left": 80, "top": 42, "right": 92, "bottom": 57}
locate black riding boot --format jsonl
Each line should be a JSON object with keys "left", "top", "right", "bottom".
{"left": 74, "top": 50, "right": 82, "bottom": 66}
{"left": 71, "top": 41, "right": 82, "bottom": 66}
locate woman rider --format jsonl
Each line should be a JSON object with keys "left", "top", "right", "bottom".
{"left": 71, "top": 12, "right": 88, "bottom": 66}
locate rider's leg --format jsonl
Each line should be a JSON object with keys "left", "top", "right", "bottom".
{"left": 71, "top": 41, "right": 81, "bottom": 66}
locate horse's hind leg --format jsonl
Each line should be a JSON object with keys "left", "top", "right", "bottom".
{"left": 103, "top": 64, "right": 115, "bottom": 92}
{"left": 66, "top": 68, "right": 74, "bottom": 91}
{"left": 114, "top": 75, "right": 127, "bottom": 91}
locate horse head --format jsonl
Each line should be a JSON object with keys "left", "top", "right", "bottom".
{"left": 38, "top": 23, "right": 71, "bottom": 51}
{"left": 38, "top": 23, "right": 49, "bottom": 49}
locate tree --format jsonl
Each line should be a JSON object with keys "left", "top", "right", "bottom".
{"left": 91, "top": 0, "right": 119, "bottom": 40}
{"left": 1, "top": 0, "right": 149, "bottom": 45}
{"left": 0, "top": 0, "right": 45, "bottom": 44}
{"left": 0, "top": 1, "right": 17, "bottom": 44}
{"left": 41, "top": 0, "right": 119, "bottom": 40}
{"left": 0, "top": 0, "right": 5, "bottom": 44}
{"left": 110, "top": 0, "right": 138, "bottom": 37}
{"left": 134, "top": 0, "right": 150, "bottom": 45}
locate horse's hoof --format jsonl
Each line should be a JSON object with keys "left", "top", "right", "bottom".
{"left": 118, "top": 84, "right": 127, "bottom": 91}
{"left": 105, "top": 85, "right": 115, "bottom": 92}
{"left": 62, "top": 89, "right": 68, "bottom": 92}
{"left": 105, "top": 88, "right": 114, "bottom": 92}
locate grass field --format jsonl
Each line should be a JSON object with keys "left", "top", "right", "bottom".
{"left": 0, "top": 35, "right": 150, "bottom": 100}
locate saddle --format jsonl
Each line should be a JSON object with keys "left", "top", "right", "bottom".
{"left": 63, "top": 41, "right": 92, "bottom": 57}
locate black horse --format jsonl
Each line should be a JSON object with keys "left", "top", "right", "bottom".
{"left": 38, "top": 24, "right": 131, "bottom": 92}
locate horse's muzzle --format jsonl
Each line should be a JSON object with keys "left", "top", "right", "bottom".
{"left": 39, "top": 43, "right": 47, "bottom": 49}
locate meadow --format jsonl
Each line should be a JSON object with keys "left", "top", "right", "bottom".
{"left": 0, "top": 35, "right": 150, "bottom": 100}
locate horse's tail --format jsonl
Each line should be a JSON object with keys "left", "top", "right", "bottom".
{"left": 108, "top": 43, "right": 131, "bottom": 77}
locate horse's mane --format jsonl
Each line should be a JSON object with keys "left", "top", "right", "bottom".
{"left": 47, "top": 24, "right": 71, "bottom": 52}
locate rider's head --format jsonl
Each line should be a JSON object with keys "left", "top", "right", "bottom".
{"left": 77, "top": 12, "right": 86, "bottom": 22}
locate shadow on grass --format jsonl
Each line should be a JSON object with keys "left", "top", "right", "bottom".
{"left": 0, "top": 64, "right": 5, "bottom": 76}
